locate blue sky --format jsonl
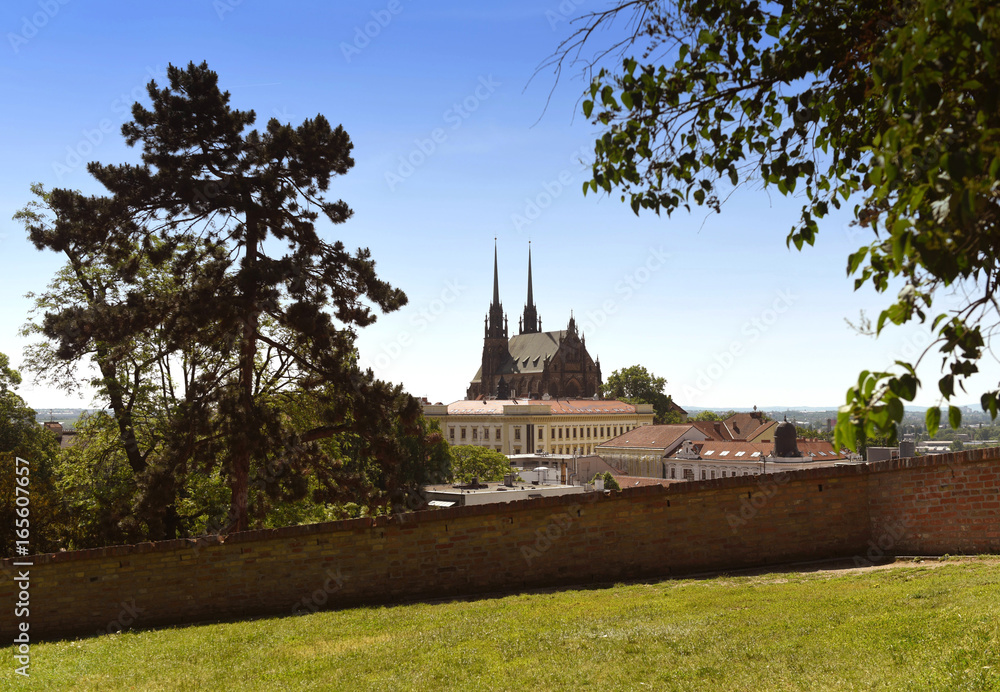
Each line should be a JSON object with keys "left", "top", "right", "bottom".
{"left": 2, "top": 0, "right": 995, "bottom": 411}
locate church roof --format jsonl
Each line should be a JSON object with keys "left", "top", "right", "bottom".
{"left": 470, "top": 329, "right": 568, "bottom": 382}
{"left": 505, "top": 330, "right": 566, "bottom": 373}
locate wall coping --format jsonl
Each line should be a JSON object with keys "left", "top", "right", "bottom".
{"left": 5, "top": 446, "right": 997, "bottom": 568}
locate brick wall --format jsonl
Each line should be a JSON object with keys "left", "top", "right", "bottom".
{"left": 3, "top": 448, "right": 999, "bottom": 641}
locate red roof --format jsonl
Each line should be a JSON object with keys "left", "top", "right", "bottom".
{"left": 443, "top": 399, "right": 641, "bottom": 416}
{"left": 597, "top": 424, "right": 707, "bottom": 450}
{"left": 675, "top": 438, "right": 848, "bottom": 461}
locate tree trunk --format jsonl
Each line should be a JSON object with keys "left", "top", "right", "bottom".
{"left": 228, "top": 202, "right": 260, "bottom": 533}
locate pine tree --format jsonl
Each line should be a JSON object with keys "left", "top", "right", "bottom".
{"left": 27, "top": 62, "right": 409, "bottom": 532}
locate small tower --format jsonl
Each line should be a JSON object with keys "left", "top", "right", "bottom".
{"left": 773, "top": 416, "right": 801, "bottom": 457}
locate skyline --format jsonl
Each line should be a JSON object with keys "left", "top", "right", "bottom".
{"left": 2, "top": 1, "right": 998, "bottom": 412}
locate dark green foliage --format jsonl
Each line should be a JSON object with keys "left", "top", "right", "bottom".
{"left": 19, "top": 62, "right": 422, "bottom": 536}
{"left": 591, "top": 471, "right": 622, "bottom": 491}
{"left": 450, "top": 446, "right": 511, "bottom": 483}
{"left": 559, "top": 0, "right": 1000, "bottom": 449}
{"left": 601, "top": 364, "right": 676, "bottom": 423}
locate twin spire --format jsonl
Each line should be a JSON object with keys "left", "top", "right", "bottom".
{"left": 488, "top": 241, "right": 542, "bottom": 337}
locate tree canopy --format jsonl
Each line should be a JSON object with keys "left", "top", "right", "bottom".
{"left": 19, "top": 61, "right": 441, "bottom": 535}
{"left": 551, "top": 0, "right": 1000, "bottom": 449}
{"left": 450, "top": 446, "right": 511, "bottom": 483}
{"left": 601, "top": 364, "right": 678, "bottom": 423}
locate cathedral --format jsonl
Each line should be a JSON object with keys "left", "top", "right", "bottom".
{"left": 467, "top": 245, "right": 603, "bottom": 400}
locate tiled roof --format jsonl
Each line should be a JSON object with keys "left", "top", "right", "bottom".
{"left": 797, "top": 440, "right": 849, "bottom": 460}
{"left": 597, "top": 424, "right": 699, "bottom": 450}
{"left": 674, "top": 438, "right": 849, "bottom": 461}
{"left": 442, "top": 399, "right": 639, "bottom": 415}
{"left": 745, "top": 420, "right": 779, "bottom": 442}
{"left": 723, "top": 411, "right": 769, "bottom": 439}
{"left": 689, "top": 420, "right": 733, "bottom": 441}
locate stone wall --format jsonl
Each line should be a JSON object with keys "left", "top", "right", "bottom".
{"left": 2, "top": 448, "right": 998, "bottom": 641}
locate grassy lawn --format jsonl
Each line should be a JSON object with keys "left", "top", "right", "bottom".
{"left": 6, "top": 558, "right": 1000, "bottom": 691}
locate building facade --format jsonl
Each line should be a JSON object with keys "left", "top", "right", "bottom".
{"left": 423, "top": 399, "right": 654, "bottom": 456}
{"left": 467, "top": 245, "right": 602, "bottom": 400}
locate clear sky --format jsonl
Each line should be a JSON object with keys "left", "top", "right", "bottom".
{"left": 1, "top": 0, "right": 996, "bottom": 412}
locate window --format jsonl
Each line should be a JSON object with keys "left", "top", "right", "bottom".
{"left": 704, "top": 450, "right": 714, "bottom": 456}
{"left": 494, "top": 429, "right": 500, "bottom": 440}
{"left": 683, "top": 469, "right": 694, "bottom": 480}
{"left": 735, "top": 451, "right": 745, "bottom": 457}
{"left": 449, "top": 428, "right": 455, "bottom": 440}
{"left": 559, "top": 428, "right": 563, "bottom": 439}
{"left": 472, "top": 429, "right": 478, "bottom": 440}
{"left": 573, "top": 428, "right": 577, "bottom": 438}
{"left": 514, "top": 428, "right": 521, "bottom": 440}
{"left": 750, "top": 452, "right": 760, "bottom": 457}
{"left": 701, "top": 470, "right": 707, "bottom": 480}
{"left": 711, "top": 471, "right": 716, "bottom": 479}
{"left": 719, "top": 450, "right": 729, "bottom": 456}
{"left": 670, "top": 468, "right": 676, "bottom": 479}
{"left": 461, "top": 428, "right": 466, "bottom": 440}
{"left": 538, "top": 428, "right": 544, "bottom": 440}
{"left": 514, "top": 447, "right": 521, "bottom": 454}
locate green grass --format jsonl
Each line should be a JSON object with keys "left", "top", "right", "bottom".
{"left": 6, "top": 559, "right": 1000, "bottom": 691}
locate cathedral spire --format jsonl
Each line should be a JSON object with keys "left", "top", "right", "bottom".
{"left": 492, "top": 239, "right": 501, "bottom": 308}
{"left": 521, "top": 242, "right": 539, "bottom": 334}
{"left": 486, "top": 239, "right": 506, "bottom": 341}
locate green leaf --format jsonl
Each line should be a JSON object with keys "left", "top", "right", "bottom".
{"left": 948, "top": 405, "right": 961, "bottom": 430}
{"left": 583, "top": 100, "right": 594, "bottom": 118}
{"left": 926, "top": 406, "right": 941, "bottom": 437}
